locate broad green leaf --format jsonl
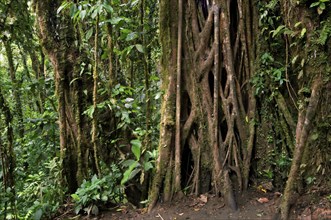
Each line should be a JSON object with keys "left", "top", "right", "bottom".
{"left": 32, "top": 209, "right": 43, "bottom": 220}
{"left": 80, "top": 10, "right": 87, "bottom": 20}
{"left": 131, "top": 143, "right": 141, "bottom": 161}
{"left": 300, "top": 28, "right": 307, "bottom": 38}
{"left": 283, "top": 29, "right": 294, "bottom": 36}
{"left": 143, "top": 161, "right": 153, "bottom": 171}
{"left": 71, "top": 193, "right": 80, "bottom": 201}
{"left": 310, "top": 2, "right": 320, "bottom": 7}
{"left": 130, "top": 139, "right": 141, "bottom": 148}
{"left": 75, "top": 205, "right": 82, "bottom": 214}
{"left": 70, "top": 4, "right": 77, "bottom": 18}
{"left": 320, "top": 2, "right": 326, "bottom": 9}
{"left": 135, "top": 44, "right": 144, "bottom": 53}
{"left": 101, "top": 195, "right": 108, "bottom": 202}
{"left": 103, "top": 4, "right": 113, "bottom": 13}
{"left": 271, "top": 25, "right": 285, "bottom": 38}
{"left": 131, "top": 0, "right": 140, "bottom": 6}
{"left": 121, "top": 161, "right": 138, "bottom": 185}
{"left": 155, "top": 91, "right": 162, "bottom": 100}
{"left": 91, "top": 174, "right": 98, "bottom": 183}
{"left": 109, "top": 17, "right": 125, "bottom": 25}
{"left": 86, "top": 28, "right": 93, "bottom": 41}
{"left": 126, "top": 32, "right": 138, "bottom": 41}
{"left": 57, "top": 2, "right": 71, "bottom": 14}
{"left": 122, "top": 159, "right": 136, "bottom": 167}
{"left": 91, "top": 5, "right": 101, "bottom": 19}
{"left": 311, "top": 133, "right": 319, "bottom": 140}
{"left": 83, "top": 106, "right": 95, "bottom": 118}
{"left": 93, "top": 194, "right": 100, "bottom": 200}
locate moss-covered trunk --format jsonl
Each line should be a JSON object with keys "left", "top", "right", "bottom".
{"left": 4, "top": 39, "right": 24, "bottom": 138}
{"left": 0, "top": 86, "right": 16, "bottom": 211}
{"left": 148, "top": 0, "right": 178, "bottom": 211}
{"left": 35, "top": 0, "right": 90, "bottom": 193}
{"left": 149, "top": 0, "right": 258, "bottom": 211}
{"left": 276, "top": 2, "right": 331, "bottom": 219}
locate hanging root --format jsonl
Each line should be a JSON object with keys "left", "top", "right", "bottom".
{"left": 223, "top": 169, "right": 237, "bottom": 211}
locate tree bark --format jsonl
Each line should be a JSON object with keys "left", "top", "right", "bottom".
{"left": 0, "top": 86, "right": 16, "bottom": 214}
{"left": 4, "top": 39, "right": 24, "bottom": 138}
{"left": 35, "top": 0, "right": 90, "bottom": 192}
{"left": 174, "top": 0, "right": 183, "bottom": 196}
{"left": 280, "top": 76, "right": 323, "bottom": 219}
{"left": 92, "top": 15, "right": 101, "bottom": 177}
{"left": 149, "top": 0, "right": 257, "bottom": 211}
{"left": 148, "top": 0, "right": 178, "bottom": 211}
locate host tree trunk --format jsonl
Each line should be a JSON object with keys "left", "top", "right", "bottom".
{"left": 149, "top": 0, "right": 258, "bottom": 211}
{"left": 278, "top": 2, "right": 330, "bottom": 219}
{"left": 35, "top": 0, "right": 91, "bottom": 192}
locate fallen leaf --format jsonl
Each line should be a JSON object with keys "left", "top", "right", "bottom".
{"left": 199, "top": 194, "right": 208, "bottom": 203}
{"left": 257, "top": 197, "right": 269, "bottom": 203}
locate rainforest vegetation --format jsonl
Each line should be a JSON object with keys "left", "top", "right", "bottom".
{"left": 0, "top": 0, "right": 330, "bottom": 219}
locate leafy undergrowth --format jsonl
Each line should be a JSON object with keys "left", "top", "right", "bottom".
{"left": 54, "top": 187, "right": 331, "bottom": 220}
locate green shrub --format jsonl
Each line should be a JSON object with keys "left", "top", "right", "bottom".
{"left": 71, "top": 165, "right": 123, "bottom": 215}
{"left": 17, "top": 157, "right": 65, "bottom": 220}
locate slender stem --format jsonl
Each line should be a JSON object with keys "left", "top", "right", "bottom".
{"left": 92, "top": 15, "right": 101, "bottom": 177}
{"left": 175, "top": 0, "right": 183, "bottom": 194}
{"left": 213, "top": 4, "right": 221, "bottom": 193}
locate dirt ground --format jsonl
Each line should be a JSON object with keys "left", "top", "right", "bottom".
{"left": 104, "top": 190, "right": 279, "bottom": 220}
{"left": 56, "top": 187, "right": 331, "bottom": 220}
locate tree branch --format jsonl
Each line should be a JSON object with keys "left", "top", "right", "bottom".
{"left": 195, "top": 8, "right": 214, "bottom": 60}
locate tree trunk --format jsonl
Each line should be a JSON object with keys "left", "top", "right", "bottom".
{"left": 277, "top": 1, "right": 330, "bottom": 219}
{"left": 148, "top": 0, "right": 178, "bottom": 211}
{"left": 280, "top": 77, "right": 323, "bottom": 219}
{"left": 4, "top": 39, "right": 24, "bottom": 138}
{"left": 149, "top": 0, "right": 257, "bottom": 211}
{"left": 0, "top": 86, "right": 16, "bottom": 215}
{"left": 92, "top": 15, "right": 101, "bottom": 178}
{"left": 35, "top": 0, "right": 90, "bottom": 192}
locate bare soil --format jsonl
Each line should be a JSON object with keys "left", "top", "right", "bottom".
{"left": 56, "top": 186, "right": 331, "bottom": 220}
{"left": 104, "top": 190, "right": 279, "bottom": 220}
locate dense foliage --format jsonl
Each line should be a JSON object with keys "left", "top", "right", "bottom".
{"left": 0, "top": 0, "right": 330, "bottom": 219}
{"left": 0, "top": 0, "right": 160, "bottom": 219}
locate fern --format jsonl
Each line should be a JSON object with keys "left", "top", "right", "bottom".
{"left": 317, "top": 21, "right": 331, "bottom": 45}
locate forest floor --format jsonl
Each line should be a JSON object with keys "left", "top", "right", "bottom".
{"left": 56, "top": 186, "right": 331, "bottom": 220}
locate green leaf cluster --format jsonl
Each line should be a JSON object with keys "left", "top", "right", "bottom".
{"left": 71, "top": 165, "right": 123, "bottom": 214}
{"left": 310, "top": 0, "right": 329, "bottom": 14}
{"left": 252, "top": 53, "right": 286, "bottom": 96}
{"left": 120, "top": 138, "right": 156, "bottom": 186}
